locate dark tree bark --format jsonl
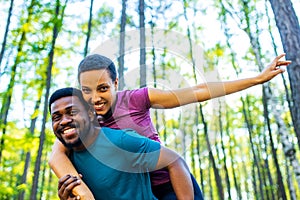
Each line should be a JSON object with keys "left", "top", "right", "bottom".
{"left": 269, "top": 0, "right": 300, "bottom": 150}
{"left": 225, "top": 108, "right": 242, "bottom": 200}
{"left": 200, "top": 104, "right": 224, "bottom": 200}
{"left": 30, "top": 0, "right": 67, "bottom": 198}
{"left": 18, "top": 94, "right": 42, "bottom": 200}
{"left": 218, "top": 104, "right": 232, "bottom": 200}
{"left": 118, "top": 0, "right": 127, "bottom": 90}
{"left": 0, "top": 0, "right": 37, "bottom": 163}
{"left": 83, "top": 0, "right": 94, "bottom": 57}
{"left": 0, "top": 0, "right": 14, "bottom": 68}
{"left": 139, "top": 0, "right": 146, "bottom": 87}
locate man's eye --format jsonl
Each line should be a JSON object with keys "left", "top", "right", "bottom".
{"left": 52, "top": 115, "right": 61, "bottom": 121}
{"left": 70, "top": 110, "right": 79, "bottom": 115}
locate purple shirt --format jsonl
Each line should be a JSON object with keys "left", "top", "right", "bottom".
{"left": 98, "top": 87, "right": 170, "bottom": 186}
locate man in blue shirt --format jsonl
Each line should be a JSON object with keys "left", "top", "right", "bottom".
{"left": 49, "top": 87, "right": 194, "bottom": 200}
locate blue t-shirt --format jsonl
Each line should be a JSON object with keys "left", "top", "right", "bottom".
{"left": 70, "top": 127, "right": 161, "bottom": 200}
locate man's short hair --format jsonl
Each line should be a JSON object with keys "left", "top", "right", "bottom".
{"left": 49, "top": 87, "right": 90, "bottom": 112}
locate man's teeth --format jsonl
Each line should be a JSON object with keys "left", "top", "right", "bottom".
{"left": 64, "top": 128, "right": 75, "bottom": 134}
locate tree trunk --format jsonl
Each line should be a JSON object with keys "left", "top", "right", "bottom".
{"left": 0, "top": 0, "right": 14, "bottom": 68}
{"left": 83, "top": 0, "right": 94, "bottom": 57}
{"left": 200, "top": 104, "right": 224, "bottom": 200}
{"left": 18, "top": 93, "right": 42, "bottom": 200}
{"left": 0, "top": 0, "right": 36, "bottom": 163}
{"left": 225, "top": 107, "right": 242, "bottom": 200}
{"left": 139, "top": 0, "right": 146, "bottom": 87}
{"left": 218, "top": 103, "right": 232, "bottom": 200}
{"left": 269, "top": 0, "right": 300, "bottom": 150}
{"left": 118, "top": 0, "right": 127, "bottom": 90}
{"left": 243, "top": 96, "right": 264, "bottom": 199}
{"left": 30, "top": 0, "right": 67, "bottom": 198}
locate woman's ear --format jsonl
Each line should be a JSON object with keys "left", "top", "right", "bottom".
{"left": 88, "top": 108, "right": 95, "bottom": 122}
{"left": 114, "top": 78, "right": 119, "bottom": 90}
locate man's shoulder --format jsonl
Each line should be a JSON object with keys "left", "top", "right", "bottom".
{"left": 100, "top": 127, "right": 142, "bottom": 138}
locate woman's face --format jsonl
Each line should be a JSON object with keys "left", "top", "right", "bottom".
{"left": 80, "top": 69, "right": 118, "bottom": 116}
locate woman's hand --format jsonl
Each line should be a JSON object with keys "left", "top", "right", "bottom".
{"left": 257, "top": 53, "right": 291, "bottom": 84}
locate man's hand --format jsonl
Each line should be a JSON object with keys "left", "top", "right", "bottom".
{"left": 58, "top": 175, "right": 81, "bottom": 200}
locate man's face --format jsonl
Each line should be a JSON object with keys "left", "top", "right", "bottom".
{"left": 50, "top": 96, "right": 92, "bottom": 150}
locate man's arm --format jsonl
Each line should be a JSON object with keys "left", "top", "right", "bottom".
{"left": 49, "top": 139, "right": 95, "bottom": 200}
{"left": 149, "top": 53, "right": 291, "bottom": 108}
{"left": 156, "top": 145, "right": 194, "bottom": 200}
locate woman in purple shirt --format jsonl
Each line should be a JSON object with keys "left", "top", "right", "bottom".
{"left": 49, "top": 53, "right": 290, "bottom": 199}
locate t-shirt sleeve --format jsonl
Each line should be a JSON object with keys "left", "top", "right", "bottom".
{"left": 128, "top": 87, "right": 151, "bottom": 111}
{"left": 120, "top": 129, "right": 160, "bottom": 172}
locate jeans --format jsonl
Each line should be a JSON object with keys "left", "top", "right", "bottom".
{"left": 152, "top": 174, "right": 204, "bottom": 200}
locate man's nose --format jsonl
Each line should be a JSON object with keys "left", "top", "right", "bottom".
{"left": 60, "top": 115, "right": 72, "bottom": 125}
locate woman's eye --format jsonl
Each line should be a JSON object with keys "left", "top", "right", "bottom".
{"left": 99, "top": 86, "right": 109, "bottom": 92}
{"left": 82, "top": 88, "right": 90, "bottom": 93}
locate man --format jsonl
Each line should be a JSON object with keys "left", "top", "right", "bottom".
{"left": 49, "top": 87, "right": 194, "bottom": 200}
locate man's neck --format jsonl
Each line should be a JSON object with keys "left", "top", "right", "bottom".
{"left": 72, "top": 126, "right": 99, "bottom": 151}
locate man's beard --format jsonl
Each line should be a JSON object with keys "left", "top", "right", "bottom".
{"left": 59, "top": 137, "right": 83, "bottom": 149}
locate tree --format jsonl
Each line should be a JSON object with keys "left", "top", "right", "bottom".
{"left": 0, "top": 0, "right": 14, "bottom": 68}
{"left": 83, "top": 0, "right": 94, "bottom": 57}
{"left": 118, "top": 0, "right": 127, "bottom": 90}
{"left": 30, "top": 0, "right": 68, "bottom": 198}
{"left": 269, "top": 0, "right": 300, "bottom": 150}
{"left": 0, "top": 0, "right": 37, "bottom": 163}
{"left": 139, "top": 0, "right": 146, "bottom": 87}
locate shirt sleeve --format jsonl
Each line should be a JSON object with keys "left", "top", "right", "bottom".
{"left": 128, "top": 87, "right": 151, "bottom": 111}
{"left": 120, "top": 129, "right": 160, "bottom": 172}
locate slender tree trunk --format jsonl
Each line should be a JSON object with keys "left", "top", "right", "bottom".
{"left": 244, "top": 96, "right": 265, "bottom": 199}
{"left": 83, "top": 0, "right": 94, "bottom": 57}
{"left": 243, "top": 0, "right": 297, "bottom": 194}
{"left": 219, "top": 1, "right": 289, "bottom": 198}
{"left": 139, "top": 0, "right": 146, "bottom": 87}
{"left": 286, "top": 163, "right": 297, "bottom": 200}
{"left": 38, "top": 150, "right": 49, "bottom": 200}
{"left": 0, "top": 0, "right": 14, "bottom": 68}
{"left": 0, "top": 0, "right": 37, "bottom": 163}
{"left": 262, "top": 86, "right": 287, "bottom": 199}
{"left": 197, "top": 126, "right": 204, "bottom": 198}
{"left": 30, "top": 0, "right": 67, "bottom": 198}
{"left": 269, "top": 0, "right": 300, "bottom": 150}
{"left": 118, "top": 0, "right": 127, "bottom": 90}
{"left": 208, "top": 160, "right": 213, "bottom": 200}
{"left": 200, "top": 104, "right": 224, "bottom": 200}
{"left": 18, "top": 92, "right": 42, "bottom": 200}
{"left": 45, "top": 167, "right": 53, "bottom": 200}
{"left": 264, "top": 0, "right": 293, "bottom": 117}
{"left": 225, "top": 107, "right": 242, "bottom": 200}
{"left": 218, "top": 103, "right": 232, "bottom": 200}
